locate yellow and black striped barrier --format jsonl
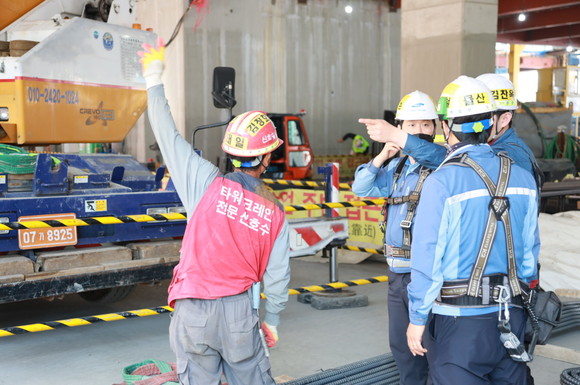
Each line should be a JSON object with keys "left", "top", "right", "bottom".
{"left": 0, "top": 200, "right": 386, "bottom": 230}
{"left": 282, "top": 275, "right": 387, "bottom": 298}
{"left": 285, "top": 199, "right": 385, "bottom": 212}
{"left": 339, "top": 245, "right": 383, "bottom": 255}
{"left": 0, "top": 276, "right": 388, "bottom": 337}
{"left": 0, "top": 306, "right": 173, "bottom": 338}
{"left": 0, "top": 213, "right": 188, "bottom": 231}
{"left": 262, "top": 178, "right": 352, "bottom": 190}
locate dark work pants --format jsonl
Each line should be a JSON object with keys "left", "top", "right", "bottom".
{"left": 424, "top": 308, "right": 529, "bottom": 385}
{"left": 387, "top": 270, "right": 429, "bottom": 385}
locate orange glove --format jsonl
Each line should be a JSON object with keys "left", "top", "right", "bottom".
{"left": 261, "top": 322, "right": 279, "bottom": 348}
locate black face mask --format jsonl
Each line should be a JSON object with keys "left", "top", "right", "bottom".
{"left": 414, "top": 133, "right": 434, "bottom": 143}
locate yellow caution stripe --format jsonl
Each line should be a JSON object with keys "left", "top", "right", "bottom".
{"left": 0, "top": 276, "right": 388, "bottom": 337}
{"left": 0, "top": 213, "right": 187, "bottom": 231}
{"left": 262, "top": 275, "right": 388, "bottom": 299}
{"left": 262, "top": 178, "right": 352, "bottom": 190}
{"left": 0, "top": 306, "right": 174, "bottom": 338}
{"left": 339, "top": 245, "right": 383, "bottom": 255}
{"left": 285, "top": 199, "right": 386, "bottom": 212}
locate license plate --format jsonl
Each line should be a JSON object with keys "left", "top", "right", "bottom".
{"left": 18, "top": 213, "right": 78, "bottom": 249}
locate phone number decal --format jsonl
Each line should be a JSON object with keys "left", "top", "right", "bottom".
{"left": 27, "top": 87, "right": 79, "bottom": 104}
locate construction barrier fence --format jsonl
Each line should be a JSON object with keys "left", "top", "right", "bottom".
{"left": 275, "top": 189, "right": 385, "bottom": 245}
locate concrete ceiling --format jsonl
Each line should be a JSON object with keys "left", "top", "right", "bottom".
{"left": 497, "top": 0, "right": 580, "bottom": 48}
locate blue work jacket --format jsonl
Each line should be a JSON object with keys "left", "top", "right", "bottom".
{"left": 408, "top": 144, "right": 540, "bottom": 326}
{"left": 352, "top": 157, "right": 425, "bottom": 273}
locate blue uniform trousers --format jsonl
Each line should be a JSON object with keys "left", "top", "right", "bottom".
{"left": 387, "top": 270, "right": 429, "bottom": 385}
{"left": 424, "top": 308, "right": 529, "bottom": 385}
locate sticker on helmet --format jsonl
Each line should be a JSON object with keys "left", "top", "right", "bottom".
{"left": 261, "top": 132, "right": 278, "bottom": 143}
{"left": 397, "top": 94, "right": 411, "bottom": 110}
{"left": 246, "top": 113, "right": 269, "bottom": 137}
{"left": 467, "top": 93, "right": 487, "bottom": 106}
{"left": 454, "top": 92, "right": 490, "bottom": 108}
{"left": 441, "top": 82, "right": 460, "bottom": 97}
{"left": 224, "top": 132, "right": 248, "bottom": 150}
{"left": 437, "top": 96, "right": 450, "bottom": 116}
{"left": 491, "top": 89, "right": 515, "bottom": 101}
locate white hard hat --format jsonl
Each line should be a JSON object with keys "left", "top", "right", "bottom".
{"left": 395, "top": 91, "right": 438, "bottom": 121}
{"left": 476, "top": 73, "right": 518, "bottom": 111}
{"left": 440, "top": 76, "right": 495, "bottom": 133}
{"left": 444, "top": 76, "right": 496, "bottom": 119}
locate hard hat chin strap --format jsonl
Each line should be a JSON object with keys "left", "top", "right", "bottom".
{"left": 231, "top": 155, "right": 263, "bottom": 168}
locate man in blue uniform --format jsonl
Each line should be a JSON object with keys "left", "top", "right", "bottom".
{"left": 352, "top": 90, "right": 438, "bottom": 385}
{"left": 406, "top": 76, "right": 540, "bottom": 385}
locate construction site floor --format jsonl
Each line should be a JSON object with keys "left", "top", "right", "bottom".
{"left": 0, "top": 257, "right": 578, "bottom": 385}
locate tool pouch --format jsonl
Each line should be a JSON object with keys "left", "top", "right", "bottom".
{"left": 524, "top": 288, "right": 562, "bottom": 346}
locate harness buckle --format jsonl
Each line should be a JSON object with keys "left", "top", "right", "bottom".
{"left": 497, "top": 285, "right": 511, "bottom": 322}
{"left": 489, "top": 195, "right": 510, "bottom": 220}
{"left": 497, "top": 285, "right": 511, "bottom": 303}
{"left": 408, "top": 192, "right": 420, "bottom": 202}
{"left": 400, "top": 220, "right": 412, "bottom": 229}
{"left": 379, "top": 203, "right": 387, "bottom": 234}
{"left": 378, "top": 221, "right": 386, "bottom": 234}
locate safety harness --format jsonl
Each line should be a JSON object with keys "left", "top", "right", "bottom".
{"left": 437, "top": 151, "right": 532, "bottom": 362}
{"left": 438, "top": 152, "right": 522, "bottom": 305}
{"left": 379, "top": 156, "right": 432, "bottom": 260}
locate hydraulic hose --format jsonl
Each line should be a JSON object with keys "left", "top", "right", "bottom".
{"left": 284, "top": 354, "right": 400, "bottom": 385}
{"left": 561, "top": 368, "right": 580, "bottom": 385}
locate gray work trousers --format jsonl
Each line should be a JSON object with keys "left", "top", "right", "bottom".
{"left": 169, "top": 293, "right": 275, "bottom": 385}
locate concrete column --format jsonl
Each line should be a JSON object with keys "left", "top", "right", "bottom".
{"left": 401, "top": 0, "right": 497, "bottom": 103}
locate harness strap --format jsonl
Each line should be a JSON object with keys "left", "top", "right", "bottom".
{"left": 439, "top": 274, "right": 528, "bottom": 306}
{"left": 379, "top": 156, "right": 431, "bottom": 258}
{"left": 400, "top": 166, "right": 431, "bottom": 250}
{"left": 384, "top": 245, "right": 411, "bottom": 258}
{"left": 383, "top": 194, "right": 420, "bottom": 205}
{"left": 442, "top": 152, "right": 521, "bottom": 298}
{"left": 379, "top": 156, "right": 408, "bottom": 233}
